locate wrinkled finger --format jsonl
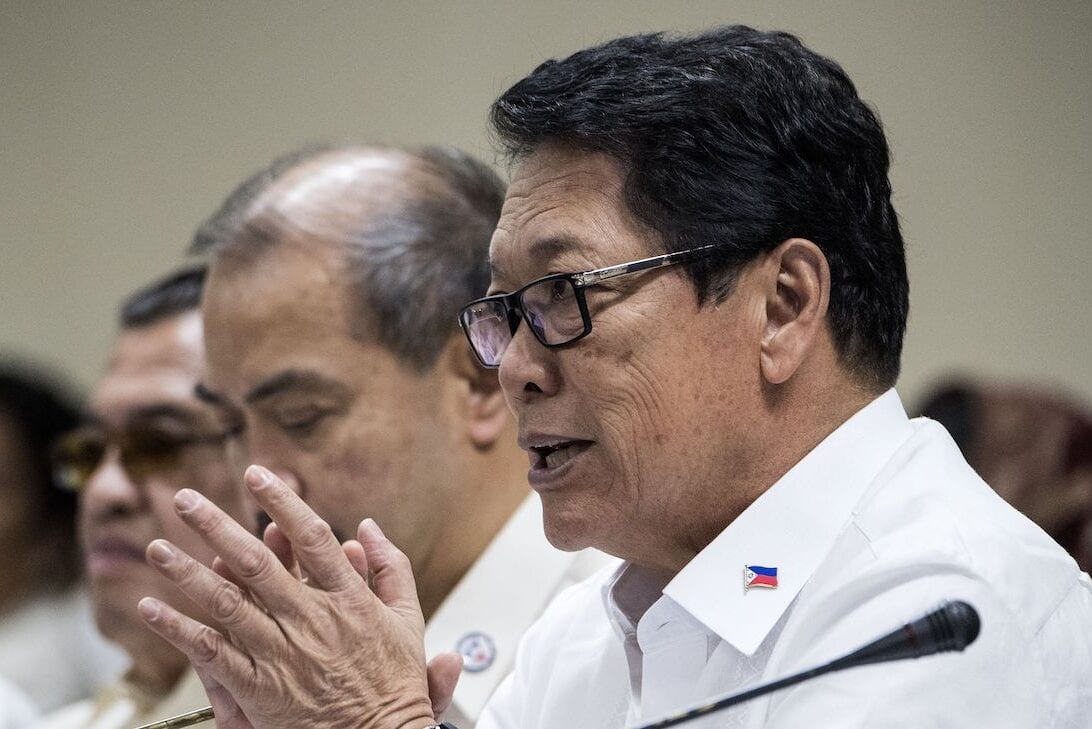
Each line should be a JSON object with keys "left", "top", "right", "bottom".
{"left": 343, "top": 539, "right": 369, "bottom": 581}
{"left": 426, "top": 652, "right": 463, "bottom": 719}
{"left": 244, "top": 465, "right": 361, "bottom": 592}
{"left": 264, "top": 522, "right": 302, "bottom": 581}
{"left": 211, "top": 556, "right": 286, "bottom": 616}
{"left": 172, "top": 487, "right": 301, "bottom": 612}
{"left": 146, "top": 539, "right": 280, "bottom": 647}
{"left": 357, "top": 519, "right": 422, "bottom": 620}
{"left": 137, "top": 597, "right": 256, "bottom": 700}
{"left": 212, "top": 555, "right": 241, "bottom": 587}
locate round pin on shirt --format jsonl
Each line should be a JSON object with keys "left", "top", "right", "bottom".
{"left": 456, "top": 631, "right": 496, "bottom": 673}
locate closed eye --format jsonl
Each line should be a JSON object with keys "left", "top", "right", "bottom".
{"left": 277, "top": 408, "right": 331, "bottom": 437}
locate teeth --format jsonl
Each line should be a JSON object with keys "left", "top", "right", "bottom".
{"left": 544, "top": 443, "right": 581, "bottom": 469}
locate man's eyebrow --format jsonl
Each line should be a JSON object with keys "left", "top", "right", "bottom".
{"left": 244, "top": 369, "right": 348, "bottom": 404}
{"left": 195, "top": 382, "right": 228, "bottom": 406}
{"left": 489, "top": 236, "right": 581, "bottom": 281}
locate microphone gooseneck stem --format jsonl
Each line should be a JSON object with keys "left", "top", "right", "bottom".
{"left": 631, "top": 600, "right": 980, "bottom": 729}
{"left": 132, "top": 706, "right": 215, "bottom": 729}
{"left": 636, "top": 662, "right": 836, "bottom": 729}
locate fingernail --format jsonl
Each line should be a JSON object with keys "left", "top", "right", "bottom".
{"left": 147, "top": 540, "right": 175, "bottom": 567}
{"left": 137, "top": 597, "right": 160, "bottom": 622}
{"left": 362, "top": 518, "right": 385, "bottom": 540}
{"left": 175, "top": 488, "right": 199, "bottom": 512}
{"left": 245, "top": 464, "right": 273, "bottom": 490}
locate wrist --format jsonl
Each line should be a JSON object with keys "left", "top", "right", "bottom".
{"left": 391, "top": 708, "right": 439, "bottom": 729}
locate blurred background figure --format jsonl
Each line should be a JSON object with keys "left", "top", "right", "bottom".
{"left": 34, "top": 267, "right": 248, "bottom": 729}
{"left": 0, "top": 366, "right": 126, "bottom": 720}
{"left": 919, "top": 379, "right": 1092, "bottom": 572}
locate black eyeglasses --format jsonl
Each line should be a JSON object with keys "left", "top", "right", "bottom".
{"left": 51, "top": 424, "right": 236, "bottom": 492}
{"left": 458, "top": 244, "right": 723, "bottom": 368}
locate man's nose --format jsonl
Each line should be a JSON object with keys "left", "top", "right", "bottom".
{"left": 498, "top": 317, "right": 561, "bottom": 403}
{"left": 241, "top": 430, "right": 302, "bottom": 492}
{"left": 81, "top": 450, "right": 142, "bottom": 520}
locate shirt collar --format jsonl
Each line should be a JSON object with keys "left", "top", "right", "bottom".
{"left": 424, "top": 494, "right": 589, "bottom": 722}
{"left": 662, "top": 388, "right": 915, "bottom": 656}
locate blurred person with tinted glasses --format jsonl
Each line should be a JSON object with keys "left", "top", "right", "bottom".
{"left": 0, "top": 366, "right": 125, "bottom": 723}
{"left": 33, "top": 266, "right": 248, "bottom": 729}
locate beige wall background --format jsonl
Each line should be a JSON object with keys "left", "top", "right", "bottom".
{"left": 1, "top": 0, "right": 1089, "bottom": 408}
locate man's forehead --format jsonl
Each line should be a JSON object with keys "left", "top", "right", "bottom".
{"left": 504, "top": 146, "right": 626, "bottom": 208}
{"left": 92, "top": 364, "right": 206, "bottom": 428}
{"left": 489, "top": 147, "right": 632, "bottom": 280}
{"left": 91, "top": 314, "right": 207, "bottom": 421}
{"left": 205, "top": 236, "right": 342, "bottom": 310}
{"left": 104, "top": 317, "right": 204, "bottom": 382}
{"left": 203, "top": 243, "right": 355, "bottom": 368}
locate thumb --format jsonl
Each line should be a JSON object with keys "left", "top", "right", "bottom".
{"left": 426, "top": 652, "right": 463, "bottom": 719}
{"left": 356, "top": 518, "right": 422, "bottom": 619}
{"left": 194, "top": 666, "right": 255, "bottom": 729}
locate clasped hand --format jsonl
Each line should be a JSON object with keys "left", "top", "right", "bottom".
{"left": 137, "top": 464, "right": 461, "bottom": 729}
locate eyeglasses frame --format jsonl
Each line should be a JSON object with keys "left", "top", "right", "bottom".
{"left": 51, "top": 423, "right": 240, "bottom": 492}
{"left": 459, "top": 244, "right": 724, "bottom": 368}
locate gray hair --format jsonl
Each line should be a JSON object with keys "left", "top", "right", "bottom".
{"left": 190, "top": 144, "right": 505, "bottom": 372}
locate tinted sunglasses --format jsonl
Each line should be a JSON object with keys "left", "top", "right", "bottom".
{"left": 51, "top": 423, "right": 233, "bottom": 492}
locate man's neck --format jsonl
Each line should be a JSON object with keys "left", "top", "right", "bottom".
{"left": 415, "top": 448, "right": 529, "bottom": 621}
{"left": 121, "top": 650, "right": 188, "bottom": 703}
{"left": 642, "top": 380, "right": 885, "bottom": 576}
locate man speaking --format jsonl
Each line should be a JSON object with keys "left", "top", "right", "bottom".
{"left": 137, "top": 26, "right": 1091, "bottom": 728}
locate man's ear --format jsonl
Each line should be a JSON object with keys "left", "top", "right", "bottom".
{"left": 759, "top": 238, "right": 830, "bottom": 385}
{"left": 441, "top": 337, "right": 511, "bottom": 449}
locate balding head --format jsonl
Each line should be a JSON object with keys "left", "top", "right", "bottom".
{"left": 192, "top": 145, "right": 505, "bottom": 371}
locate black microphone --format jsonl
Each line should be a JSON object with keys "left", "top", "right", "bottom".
{"left": 632, "top": 600, "right": 981, "bottom": 729}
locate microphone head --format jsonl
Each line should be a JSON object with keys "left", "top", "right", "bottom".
{"left": 935, "top": 600, "right": 981, "bottom": 651}
{"left": 837, "top": 599, "right": 981, "bottom": 670}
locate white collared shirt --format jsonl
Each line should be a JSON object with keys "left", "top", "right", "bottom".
{"left": 30, "top": 670, "right": 212, "bottom": 729}
{"left": 0, "top": 676, "right": 36, "bottom": 729}
{"left": 479, "top": 390, "right": 1092, "bottom": 729}
{"left": 425, "top": 495, "right": 615, "bottom": 727}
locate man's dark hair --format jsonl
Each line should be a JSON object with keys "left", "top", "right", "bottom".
{"left": 491, "top": 26, "right": 908, "bottom": 388}
{"left": 119, "top": 265, "right": 206, "bottom": 328}
{"left": 0, "top": 366, "right": 84, "bottom": 594}
{"left": 190, "top": 145, "right": 505, "bottom": 372}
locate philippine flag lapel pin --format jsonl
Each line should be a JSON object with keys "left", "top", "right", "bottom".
{"left": 744, "top": 565, "right": 778, "bottom": 591}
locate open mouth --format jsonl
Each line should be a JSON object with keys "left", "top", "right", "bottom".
{"left": 529, "top": 440, "right": 594, "bottom": 471}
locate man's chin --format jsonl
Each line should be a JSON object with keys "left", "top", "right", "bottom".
{"left": 541, "top": 506, "right": 603, "bottom": 554}
{"left": 93, "top": 596, "right": 146, "bottom": 647}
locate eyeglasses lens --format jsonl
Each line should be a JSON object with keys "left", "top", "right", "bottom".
{"left": 52, "top": 428, "right": 105, "bottom": 492}
{"left": 51, "top": 427, "right": 190, "bottom": 491}
{"left": 463, "top": 300, "right": 512, "bottom": 367}
{"left": 521, "top": 278, "right": 585, "bottom": 345}
{"left": 463, "top": 278, "right": 589, "bottom": 367}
